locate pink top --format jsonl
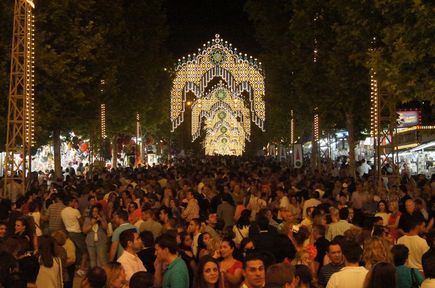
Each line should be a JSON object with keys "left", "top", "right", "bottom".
{"left": 388, "top": 211, "right": 401, "bottom": 242}
{"left": 223, "top": 260, "right": 243, "bottom": 288}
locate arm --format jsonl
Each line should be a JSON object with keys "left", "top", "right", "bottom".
{"left": 153, "top": 258, "right": 163, "bottom": 288}
{"left": 82, "top": 218, "right": 96, "bottom": 234}
{"left": 109, "top": 240, "right": 118, "bottom": 262}
{"left": 222, "top": 267, "right": 243, "bottom": 285}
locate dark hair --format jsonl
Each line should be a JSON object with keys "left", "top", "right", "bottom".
{"left": 129, "top": 202, "right": 138, "bottom": 209}
{"left": 222, "top": 237, "right": 236, "bottom": 250}
{"left": 293, "top": 226, "right": 310, "bottom": 246}
{"left": 364, "top": 262, "right": 396, "bottom": 288}
{"left": 119, "top": 229, "right": 137, "bottom": 249}
{"left": 114, "top": 209, "right": 129, "bottom": 221}
{"left": 86, "top": 266, "right": 107, "bottom": 288}
{"left": 5, "top": 272, "right": 26, "bottom": 288}
{"left": 237, "top": 210, "right": 251, "bottom": 227}
{"left": 18, "top": 256, "right": 39, "bottom": 283}
{"left": 377, "top": 200, "right": 388, "bottom": 212}
{"left": 130, "top": 271, "right": 154, "bottom": 288}
{"left": 422, "top": 249, "right": 435, "bottom": 278}
{"left": 243, "top": 253, "right": 264, "bottom": 269}
{"left": 38, "top": 235, "right": 56, "bottom": 268}
{"left": 313, "top": 224, "right": 325, "bottom": 237}
{"left": 197, "top": 232, "right": 210, "bottom": 257}
{"left": 256, "top": 213, "right": 269, "bottom": 231}
{"left": 391, "top": 244, "right": 408, "bottom": 266}
{"left": 140, "top": 230, "right": 154, "bottom": 248}
{"left": 0, "top": 251, "right": 18, "bottom": 287}
{"left": 294, "top": 264, "right": 312, "bottom": 286}
{"left": 194, "top": 255, "right": 221, "bottom": 288}
{"left": 190, "top": 218, "right": 201, "bottom": 227}
{"left": 328, "top": 239, "right": 343, "bottom": 252}
{"left": 341, "top": 240, "right": 362, "bottom": 263}
{"left": 156, "top": 233, "right": 178, "bottom": 254}
{"left": 339, "top": 208, "right": 349, "bottom": 220}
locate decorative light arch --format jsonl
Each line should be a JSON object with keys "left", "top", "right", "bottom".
{"left": 170, "top": 34, "right": 265, "bottom": 155}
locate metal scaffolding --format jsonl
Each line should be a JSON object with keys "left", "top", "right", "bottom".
{"left": 3, "top": 0, "right": 35, "bottom": 198}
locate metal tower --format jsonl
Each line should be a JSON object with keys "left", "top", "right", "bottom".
{"left": 3, "top": 0, "right": 35, "bottom": 198}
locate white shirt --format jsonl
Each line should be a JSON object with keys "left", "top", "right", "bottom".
{"left": 61, "top": 206, "right": 81, "bottom": 233}
{"left": 326, "top": 266, "right": 368, "bottom": 288}
{"left": 421, "top": 279, "right": 435, "bottom": 288}
{"left": 302, "top": 198, "right": 321, "bottom": 218}
{"left": 397, "top": 235, "right": 429, "bottom": 271}
{"left": 117, "top": 250, "right": 147, "bottom": 281}
{"left": 326, "top": 220, "right": 353, "bottom": 241}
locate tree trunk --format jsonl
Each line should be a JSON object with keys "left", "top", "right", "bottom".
{"left": 111, "top": 135, "right": 117, "bottom": 169}
{"left": 53, "top": 129, "right": 62, "bottom": 179}
{"left": 345, "top": 112, "right": 356, "bottom": 180}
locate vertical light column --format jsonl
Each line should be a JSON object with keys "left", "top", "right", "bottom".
{"left": 100, "top": 104, "right": 106, "bottom": 139}
{"left": 290, "top": 109, "right": 294, "bottom": 144}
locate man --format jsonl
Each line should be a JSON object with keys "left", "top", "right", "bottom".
{"left": 326, "top": 240, "right": 368, "bottom": 288}
{"left": 137, "top": 230, "right": 156, "bottom": 274}
{"left": 140, "top": 209, "right": 163, "bottom": 239}
{"left": 241, "top": 253, "right": 266, "bottom": 288}
{"left": 204, "top": 213, "right": 220, "bottom": 239}
{"left": 44, "top": 193, "right": 66, "bottom": 234}
{"left": 357, "top": 159, "right": 371, "bottom": 178}
{"left": 397, "top": 219, "right": 429, "bottom": 272}
{"left": 187, "top": 218, "right": 202, "bottom": 257}
{"left": 154, "top": 233, "right": 189, "bottom": 288}
{"left": 265, "top": 263, "right": 297, "bottom": 288}
{"left": 391, "top": 244, "right": 424, "bottom": 288}
{"left": 61, "top": 196, "right": 87, "bottom": 276}
{"left": 313, "top": 224, "right": 330, "bottom": 273}
{"left": 117, "top": 229, "right": 146, "bottom": 281}
{"left": 421, "top": 249, "right": 435, "bottom": 288}
{"left": 302, "top": 191, "right": 322, "bottom": 219}
{"left": 0, "top": 221, "right": 7, "bottom": 243}
{"left": 109, "top": 209, "right": 137, "bottom": 261}
{"left": 326, "top": 208, "right": 354, "bottom": 241}
{"left": 217, "top": 193, "right": 236, "bottom": 228}
{"left": 318, "top": 240, "right": 344, "bottom": 287}
{"left": 398, "top": 199, "right": 425, "bottom": 236}
{"left": 181, "top": 190, "right": 200, "bottom": 222}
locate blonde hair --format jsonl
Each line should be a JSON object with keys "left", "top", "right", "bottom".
{"left": 104, "top": 262, "right": 125, "bottom": 288}
{"left": 51, "top": 230, "right": 67, "bottom": 246}
{"left": 207, "top": 238, "right": 222, "bottom": 257}
{"left": 362, "top": 237, "right": 392, "bottom": 270}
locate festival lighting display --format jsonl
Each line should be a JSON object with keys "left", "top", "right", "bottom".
{"left": 170, "top": 34, "right": 265, "bottom": 155}
{"left": 370, "top": 69, "right": 379, "bottom": 138}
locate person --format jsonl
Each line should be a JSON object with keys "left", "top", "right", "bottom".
{"left": 312, "top": 224, "right": 329, "bottom": 273}
{"left": 362, "top": 236, "right": 392, "bottom": 270}
{"left": 374, "top": 200, "right": 390, "bottom": 226}
{"left": 391, "top": 244, "right": 424, "bottom": 288}
{"left": 129, "top": 271, "right": 154, "bottom": 288}
{"left": 128, "top": 202, "right": 142, "bottom": 226}
{"left": 421, "top": 249, "right": 435, "bottom": 288}
{"left": 219, "top": 238, "right": 243, "bottom": 288}
{"left": 294, "top": 264, "right": 313, "bottom": 288}
{"left": 182, "top": 190, "right": 200, "bottom": 223}
{"left": 193, "top": 255, "right": 223, "bottom": 288}
{"left": 80, "top": 266, "right": 107, "bottom": 288}
{"left": 154, "top": 233, "right": 189, "bottom": 288}
{"left": 204, "top": 213, "right": 220, "bottom": 239}
{"left": 326, "top": 240, "right": 368, "bottom": 288}
{"left": 51, "top": 230, "right": 75, "bottom": 288}
{"left": 387, "top": 200, "right": 401, "bottom": 242}
{"left": 326, "top": 208, "right": 353, "bottom": 241}
{"left": 44, "top": 193, "right": 66, "bottom": 234}
{"left": 36, "top": 235, "right": 63, "bottom": 288}
{"left": 103, "top": 262, "right": 128, "bottom": 288}
{"left": 28, "top": 200, "right": 43, "bottom": 237}
{"left": 109, "top": 209, "right": 137, "bottom": 261}
{"left": 18, "top": 255, "right": 40, "bottom": 288}
{"left": 140, "top": 209, "right": 163, "bottom": 239}
{"left": 362, "top": 262, "right": 396, "bottom": 288}
{"left": 117, "top": 228, "right": 146, "bottom": 281}
{"left": 397, "top": 219, "right": 429, "bottom": 272}
{"left": 240, "top": 253, "right": 265, "bottom": 288}
{"left": 265, "top": 262, "right": 297, "bottom": 288}
{"left": 318, "top": 240, "right": 344, "bottom": 287}
{"left": 82, "top": 204, "right": 108, "bottom": 268}
{"left": 0, "top": 221, "right": 7, "bottom": 243}
{"left": 217, "top": 193, "right": 235, "bottom": 228}
{"left": 14, "top": 217, "right": 36, "bottom": 252}
{"left": 233, "top": 209, "right": 251, "bottom": 246}
{"left": 61, "top": 196, "right": 87, "bottom": 276}
{"left": 137, "top": 230, "right": 156, "bottom": 274}
{"left": 197, "top": 232, "right": 211, "bottom": 259}
{"left": 187, "top": 218, "right": 202, "bottom": 257}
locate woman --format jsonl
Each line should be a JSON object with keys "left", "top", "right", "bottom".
{"left": 363, "top": 262, "right": 396, "bottom": 288}
{"left": 219, "top": 238, "right": 243, "bottom": 288}
{"left": 28, "top": 199, "right": 43, "bottom": 237}
{"left": 289, "top": 195, "right": 302, "bottom": 221}
{"left": 104, "top": 262, "right": 128, "bottom": 288}
{"left": 51, "top": 230, "right": 76, "bottom": 288}
{"left": 194, "top": 255, "right": 224, "bottom": 288}
{"left": 232, "top": 209, "right": 250, "bottom": 246}
{"left": 387, "top": 200, "right": 401, "bottom": 242}
{"left": 82, "top": 204, "right": 108, "bottom": 268}
{"left": 15, "top": 217, "right": 36, "bottom": 252}
{"left": 179, "top": 231, "right": 197, "bottom": 286}
{"left": 197, "top": 232, "right": 211, "bottom": 259}
{"left": 36, "top": 235, "right": 63, "bottom": 288}
{"left": 362, "top": 236, "right": 392, "bottom": 270}
{"left": 238, "top": 238, "right": 255, "bottom": 261}
{"left": 375, "top": 200, "right": 390, "bottom": 226}
{"left": 128, "top": 202, "right": 141, "bottom": 225}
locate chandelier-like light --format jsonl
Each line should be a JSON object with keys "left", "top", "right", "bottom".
{"left": 170, "top": 34, "right": 265, "bottom": 156}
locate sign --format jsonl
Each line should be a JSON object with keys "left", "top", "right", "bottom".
{"left": 397, "top": 110, "right": 421, "bottom": 128}
{"left": 293, "top": 144, "right": 303, "bottom": 168}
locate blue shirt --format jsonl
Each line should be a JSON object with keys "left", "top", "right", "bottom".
{"left": 162, "top": 256, "right": 189, "bottom": 288}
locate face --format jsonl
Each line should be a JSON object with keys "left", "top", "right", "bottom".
{"left": 405, "top": 200, "right": 415, "bottom": 213}
{"left": 244, "top": 241, "right": 254, "bottom": 252}
{"left": 208, "top": 214, "right": 218, "bottom": 225}
{"left": 0, "top": 225, "right": 6, "bottom": 238}
{"left": 243, "top": 260, "right": 265, "bottom": 288}
{"left": 203, "top": 261, "right": 219, "bottom": 285}
{"left": 202, "top": 233, "right": 211, "bottom": 244}
{"left": 155, "top": 244, "right": 168, "bottom": 263}
{"left": 220, "top": 241, "right": 234, "bottom": 258}
{"left": 159, "top": 210, "right": 168, "bottom": 222}
{"left": 91, "top": 207, "right": 99, "bottom": 218}
{"left": 328, "top": 244, "right": 343, "bottom": 264}
{"left": 389, "top": 201, "right": 398, "bottom": 212}
{"left": 89, "top": 198, "right": 96, "bottom": 207}
{"left": 187, "top": 221, "right": 198, "bottom": 233}
{"left": 128, "top": 204, "right": 136, "bottom": 212}
{"left": 15, "top": 220, "right": 25, "bottom": 233}
{"left": 131, "top": 233, "right": 143, "bottom": 251}
{"left": 183, "top": 235, "right": 193, "bottom": 248}
{"left": 378, "top": 202, "right": 386, "bottom": 212}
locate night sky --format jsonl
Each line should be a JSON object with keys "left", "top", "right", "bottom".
{"left": 165, "top": 0, "right": 261, "bottom": 59}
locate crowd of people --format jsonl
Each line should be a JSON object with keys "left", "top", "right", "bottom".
{"left": 0, "top": 157, "right": 434, "bottom": 288}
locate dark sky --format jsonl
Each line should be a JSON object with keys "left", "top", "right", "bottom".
{"left": 165, "top": 0, "right": 261, "bottom": 59}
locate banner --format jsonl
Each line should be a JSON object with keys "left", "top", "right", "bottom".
{"left": 293, "top": 144, "right": 303, "bottom": 168}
